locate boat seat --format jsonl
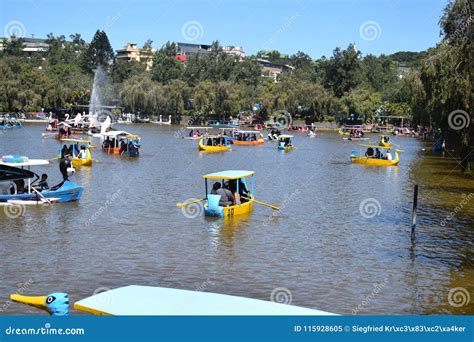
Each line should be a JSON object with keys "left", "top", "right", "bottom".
{"left": 207, "top": 194, "right": 221, "bottom": 210}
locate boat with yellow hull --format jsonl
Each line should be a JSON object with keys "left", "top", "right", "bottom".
{"left": 209, "top": 198, "right": 254, "bottom": 218}
{"left": 379, "top": 135, "right": 391, "bottom": 148}
{"left": 350, "top": 144, "right": 401, "bottom": 166}
{"left": 198, "top": 136, "right": 230, "bottom": 152}
{"left": 202, "top": 170, "right": 255, "bottom": 218}
{"left": 277, "top": 135, "right": 294, "bottom": 152}
{"left": 350, "top": 153, "right": 399, "bottom": 166}
{"left": 59, "top": 139, "right": 94, "bottom": 167}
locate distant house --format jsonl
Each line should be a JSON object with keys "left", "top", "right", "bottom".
{"left": 116, "top": 43, "right": 156, "bottom": 70}
{"left": 397, "top": 63, "right": 411, "bottom": 79}
{"left": 256, "top": 58, "right": 294, "bottom": 82}
{"left": 0, "top": 36, "right": 49, "bottom": 55}
{"left": 175, "top": 42, "right": 245, "bottom": 61}
{"left": 176, "top": 42, "right": 212, "bottom": 59}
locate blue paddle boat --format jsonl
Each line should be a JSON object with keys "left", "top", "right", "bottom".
{"left": 0, "top": 159, "right": 83, "bottom": 204}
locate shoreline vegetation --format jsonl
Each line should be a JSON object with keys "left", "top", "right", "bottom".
{"left": 0, "top": 0, "right": 471, "bottom": 170}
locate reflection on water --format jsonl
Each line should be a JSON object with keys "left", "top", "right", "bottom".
{"left": 0, "top": 124, "right": 472, "bottom": 315}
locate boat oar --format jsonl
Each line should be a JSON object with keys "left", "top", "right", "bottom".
{"left": 242, "top": 197, "right": 280, "bottom": 210}
{"left": 176, "top": 198, "right": 205, "bottom": 208}
{"left": 47, "top": 157, "right": 59, "bottom": 161}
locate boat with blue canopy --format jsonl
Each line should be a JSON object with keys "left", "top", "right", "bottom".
{"left": 0, "top": 158, "right": 83, "bottom": 204}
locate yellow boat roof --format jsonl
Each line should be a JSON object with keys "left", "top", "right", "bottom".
{"left": 279, "top": 135, "right": 293, "bottom": 138}
{"left": 60, "top": 138, "right": 91, "bottom": 143}
{"left": 203, "top": 170, "right": 255, "bottom": 180}
{"left": 357, "top": 144, "right": 392, "bottom": 149}
{"left": 236, "top": 130, "right": 261, "bottom": 133}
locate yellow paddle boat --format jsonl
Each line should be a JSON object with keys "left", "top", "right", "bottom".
{"left": 177, "top": 170, "right": 280, "bottom": 218}
{"left": 379, "top": 135, "right": 391, "bottom": 148}
{"left": 58, "top": 138, "right": 94, "bottom": 166}
{"left": 350, "top": 144, "right": 402, "bottom": 166}
{"left": 338, "top": 127, "right": 350, "bottom": 135}
{"left": 277, "top": 135, "right": 294, "bottom": 152}
{"left": 198, "top": 135, "right": 231, "bottom": 153}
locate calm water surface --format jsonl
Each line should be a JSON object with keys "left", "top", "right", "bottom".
{"left": 1, "top": 123, "right": 473, "bottom": 315}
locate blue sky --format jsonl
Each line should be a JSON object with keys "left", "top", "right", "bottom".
{"left": 1, "top": 0, "right": 447, "bottom": 58}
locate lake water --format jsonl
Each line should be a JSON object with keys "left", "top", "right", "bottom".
{"left": 1, "top": 123, "right": 472, "bottom": 315}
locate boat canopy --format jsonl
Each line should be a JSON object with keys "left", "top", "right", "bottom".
{"left": 60, "top": 138, "right": 92, "bottom": 143}
{"left": 73, "top": 285, "right": 334, "bottom": 316}
{"left": 0, "top": 165, "right": 35, "bottom": 181}
{"left": 186, "top": 126, "right": 209, "bottom": 130}
{"left": 236, "top": 130, "right": 261, "bottom": 134}
{"left": 203, "top": 170, "right": 255, "bottom": 180}
{"left": 102, "top": 130, "right": 129, "bottom": 137}
{"left": 357, "top": 144, "right": 393, "bottom": 149}
{"left": 0, "top": 159, "right": 50, "bottom": 167}
{"left": 279, "top": 135, "right": 294, "bottom": 139}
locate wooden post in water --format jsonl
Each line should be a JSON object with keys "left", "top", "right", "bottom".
{"left": 411, "top": 184, "right": 418, "bottom": 240}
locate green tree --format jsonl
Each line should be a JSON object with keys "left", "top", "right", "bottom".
{"left": 151, "top": 42, "right": 183, "bottom": 83}
{"left": 324, "top": 44, "right": 361, "bottom": 97}
{"left": 81, "top": 30, "right": 114, "bottom": 73}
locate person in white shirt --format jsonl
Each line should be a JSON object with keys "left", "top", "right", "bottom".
{"left": 77, "top": 145, "right": 88, "bottom": 159}
{"left": 386, "top": 151, "right": 393, "bottom": 160}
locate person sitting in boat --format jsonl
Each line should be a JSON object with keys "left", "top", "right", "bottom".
{"left": 386, "top": 150, "right": 393, "bottom": 161}
{"left": 375, "top": 148, "right": 381, "bottom": 159}
{"left": 59, "top": 155, "right": 72, "bottom": 181}
{"left": 33, "top": 173, "right": 49, "bottom": 191}
{"left": 217, "top": 181, "right": 234, "bottom": 207}
{"left": 10, "top": 179, "right": 25, "bottom": 194}
{"left": 210, "top": 182, "right": 221, "bottom": 195}
{"left": 238, "top": 179, "right": 250, "bottom": 203}
{"left": 119, "top": 140, "right": 127, "bottom": 154}
{"left": 103, "top": 137, "right": 111, "bottom": 148}
{"left": 365, "top": 147, "right": 374, "bottom": 157}
{"left": 207, "top": 137, "right": 212, "bottom": 146}
{"left": 61, "top": 145, "right": 69, "bottom": 158}
{"left": 77, "top": 145, "right": 88, "bottom": 159}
